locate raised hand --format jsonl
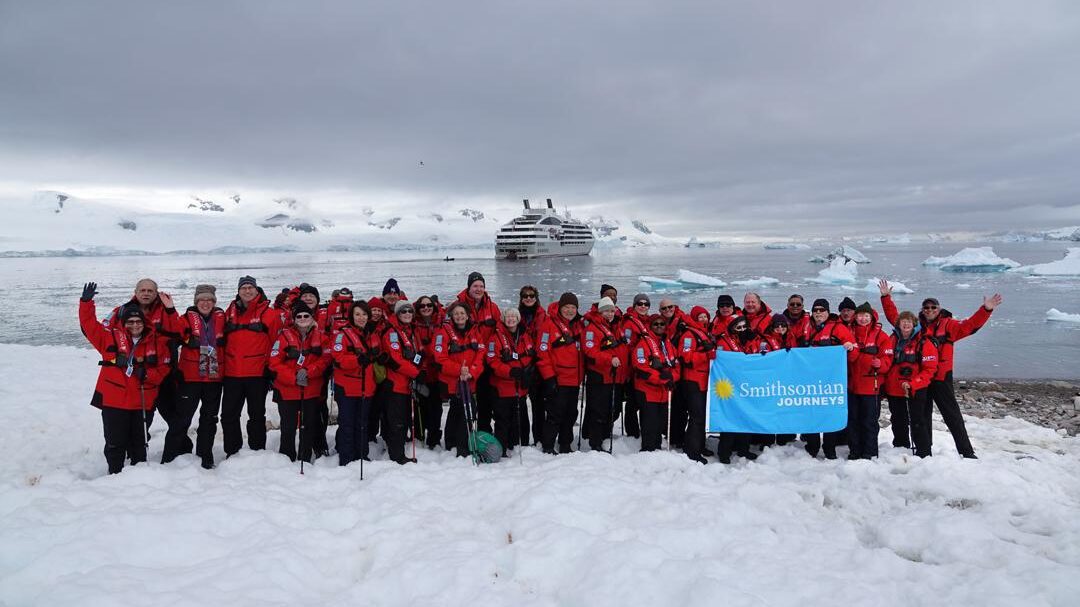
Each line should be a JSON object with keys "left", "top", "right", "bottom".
{"left": 81, "top": 282, "right": 98, "bottom": 302}
{"left": 877, "top": 278, "right": 892, "bottom": 296}
{"left": 984, "top": 293, "right": 1003, "bottom": 311}
{"left": 158, "top": 292, "right": 174, "bottom": 309}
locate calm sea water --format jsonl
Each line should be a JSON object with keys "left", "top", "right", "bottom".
{"left": 2, "top": 241, "right": 1077, "bottom": 379}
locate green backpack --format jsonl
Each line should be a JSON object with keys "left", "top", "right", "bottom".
{"left": 469, "top": 431, "right": 503, "bottom": 464}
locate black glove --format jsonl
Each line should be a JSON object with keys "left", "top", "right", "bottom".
{"left": 522, "top": 365, "right": 536, "bottom": 387}
{"left": 500, "top": 349, "right": 514, "bottom": 363}
{"left": 542, "top": 376, "right": 557, "bottom": 397}
{"left": 356, "top": 351, "right": 371, "bottom": 366}
{"left": 134, "top": 366, "right": 147, "bottom": 383}
{"left": 81, "top": 282, "right": 98, "bottom": 302}
{"left": 665, "top": 381, "right": 675, "bottom": 391}
{"left": 509, "top": 367, "right": 524, "bottom": 381}
{"left": 649, "top": 357, "right": 664, "bottom": 370}
{"left": 375, "top": 350, "right": 391, "bottom": 365}
{"left": 659, "top": 368, "right": 673, "bottom": 381}
{"left": 402, "top": 347, "right": 416, "bottom": 361}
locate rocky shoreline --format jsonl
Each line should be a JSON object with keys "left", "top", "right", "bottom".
{"left": 955, "top": 379, "right": 1080, "bottom": 436}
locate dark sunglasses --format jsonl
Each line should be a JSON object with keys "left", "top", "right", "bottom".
{"left": 398, "top": 309, "right": 415, "bottom": 315}
{"left": 923, "top": 305, "right": 939, "bottom": 310}
{"left": 651, "top": 322, "right": 667, "bottom": 328}
{"left": 718, "top": 303, "right": 734, "bottom": 308}
{"left": 788, "top": 302, "right": 803, "bottom": 308}
{"left": 418, "top": 303, "right": 434, "bottom": 309}
{"left": 124, "top": 318, "right": 144, "bottom": 324}
{"left": 811, "top": 307, "right": 827, "bottom": 312}
{"left": 660, "top": 305, "right": 675, "bottom": 311}
{"left": 294, "top": 313, "right": 312, "bottom": 319}
{"left": 635, "top": 301, "right": 650, "bottom": 307}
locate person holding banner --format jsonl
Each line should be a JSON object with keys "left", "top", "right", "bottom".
{"left": 632, "top": 315, "right": 679, "bottom": 452}
{"left": 848, "top": 302, "right": 892, "bottom": 459}
{"left": 709, "top": 294, "right": 741, "bottom": 339}
{"left": 800, "top": 299, "right": 856, "bottom": 459}
{"left": 714, "top": 316, "right": 758, "bottom": 463}
{"left": 676, "top": 307, "right": 716, "bottom": 463}
{"left": 742, "top": 293, "right": 773, "bottom": 334}
{"left": 884, "top": 311, "right": 938, "bottom": 457}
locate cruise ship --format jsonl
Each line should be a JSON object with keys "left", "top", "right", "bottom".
{"left": 495, "top": 199, "right": 595, "bottom": 259}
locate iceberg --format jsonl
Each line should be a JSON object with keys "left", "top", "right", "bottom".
{"left": 843, "top": 278, "right": 914, "bottom": 295}
{"left": 809, "top": 245, "right": 870, "bottom": 264}
{"left": 732, "top": 276, "right": 780, "bottom": 287}
{"left": 808, "top": 257, "right": 859, "bottom": 285}
{"left": 638, "top": 276, "right": 684, "bottom": 290}
{"left": 1046, "top": 308, "right": 1080, "bottom": 323}
{"left": 924, "top": 247, "right": 1020, "bottom": 272}
{"left": 764, "top": 243, "right": 810, "bottom": 250}
{"left": 674, "top": 269, "right": 727, "bottom": 288}
{"left": 1016, "top": 248, "right": 1080, "bottom": 276}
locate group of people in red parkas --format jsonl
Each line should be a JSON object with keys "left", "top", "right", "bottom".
{"left": 79, "top": 271, "right": 1002, "bottom": 473}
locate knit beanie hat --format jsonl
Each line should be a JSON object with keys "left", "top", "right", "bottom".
{"left": 394, "top": 300, "right": 415, "bottom": 315}
{"left": 769, "top": 313, "right": 790, "bottom": 329}
{"left": 855, "top": 301, "right": 874, "bottom": 316}
{"left": 120, "top": 305, "right": 146, "bottom": 324}
{"left": 467, "top": 272, "right": 485, "bottom": 287}
{"left": 600, "top": 283, "right": 616, "bottom": 297}
{"left": 689, "top": 305, "right": 709, "bottom": 322}
{"left": 812, "top": 298, "right": 830, "bottom": 312}
{"left": 383, "top": 278, "right": 401, "bottom": 296}
{"left": 558, "top": 292, "right": 579, "bottom": 309}
{"left": 717, "top": 294, "right": 736, "bottom": 308}
{"left": 367, "top": 297, "right": 388, "bottom": 314}
{"left": 838, "top": 297, "right": 857, "bottom": 311}
{"left": 237, "top": 275, "right": 257, "bottom": 289}
{"left": 291, "top": 301, "right": 315, "bottom": 318}
{"left": 194, "top": 284, "right": 217, "bottom": 302}
{"left": 597, "top": 297, "right": 616, "bottom": 312}
{"left": 299, "top": 283, "right": 320, "bottom": 303}
{"left": 633, "top": 293, "right": 651, "bottom": 307}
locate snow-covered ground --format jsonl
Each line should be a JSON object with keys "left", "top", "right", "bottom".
{"left": 3, "top": 343, "right": 1079, "bottom": 605}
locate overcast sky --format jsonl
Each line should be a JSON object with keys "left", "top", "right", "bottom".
{"left": 2, "top": 1, "right": 1079, "bottom": 237}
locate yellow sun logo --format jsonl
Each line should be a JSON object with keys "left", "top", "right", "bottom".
{"left": 714, "top": 378, "right": 735, "bottom": 400}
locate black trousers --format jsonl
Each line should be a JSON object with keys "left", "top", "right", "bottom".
{"left": 102, "top": 407, "right": 148, "bottom": 474}
{"left": 622, "top": 381, "right": 641, "bottom": 437}
{"left": 887, "top": 390, "right": 932, "bottom": 457}
{"left": 637, "top": 390, "right": 667, "bottom": 452}
{"left": 164, "top": 380, "right": 222, "bottom": 464}
{"left": 717, "top": 433, "right": 752, "bottom": 461}
{"left": 334, "top": 390, "right": 371, "bottom": 465}
{"left": 383, "top": 391, "right": 412, "bottom": 463}
{"left": 542, "top": 384, "right": 580, "bottom": 453}
{"left": 493, "top": 395, "right": 525, "bottom": 455}
{"left": 475, "top": 370, "right": 494, "bottom": 433}
{"left": 584, "top": 378, "right": 621, "bottom": 451}
{"left": 278, "top": 398, "right": 321, "bottom": 462}
{"left": 152, "top": 368, "right": 180, "bottom": 429}
{"left": 848, "top": 394, "right": 881, "bottom": 459}
{"left": 927, "top": 376, "right": 975, "bottom": 456}
{"left": 419, "top": 382, "right": 443, "bottom": 448}
{"left": 528, "top": 375, "right": 545, "bottom": 445}
{"left": 444, "top": 393, "right": 471, "bottom": 457}
{"left": 680, "top": 381, "right": 707, "bottom": 459}
{"left": 370, "top": 381, "right": 390, "bottom": 441}
{"left": 669, "top": 381, "right": 689, "bottom": 448}
{"left": 221, "top": 376, "right": 268, "bottom": 455}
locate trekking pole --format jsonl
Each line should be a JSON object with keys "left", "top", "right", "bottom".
{"left": 410, "top": 393, "right": 417, "bottom": 461}
{"left": 514, "top": 374, "right": 524, "bottom": 465}
{"left": 360, "top": 361, "right": 367, "bottom": 481}
{"left": 139, "top": 382, "right": 150, "bottom": 452}
{"left": 576, "top": 379, "right": 586, "bottom": 451}
{"left": 903, "top": 384, "right": 915, "bottom": 457}
{"left": 461, "top": 379, "right": 479, "bottom": 466}
{"left": 609, "top": 367, "right": 617, "bottom": 454}
{"left": 299, "top": 384, "right": 306, "bottom": 475}
{"left": 666, "top": 384, "right": 673, "bottom": 451}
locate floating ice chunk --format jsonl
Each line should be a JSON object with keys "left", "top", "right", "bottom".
{"left": 638, "top": 275, "right": 683, "bottom": 290}
{"left": 674, "top": 269, "right": 727, "bottom": 288}
{"left": 1046, "top": 308, "right": 1080, "bottom": 323}
{"left": 956, "top": 283, "right": 971, "bottom": 289}
{"left": 925, "top": 247, "right": 1020, "bottom": 272}
{"left": 732, "top": 276, "right": 780, "bottom": 287}
{"left": 764, "top": 243, "right": 810, "bottom": 250}
{"left": 1018, "top": 248, "right": 1080, "bottom": 276}
{"left": 843, "top": 278, "right": 914, "bottom": 294}
{"left": 809, "top": 257, "right": 859, "bottom": 285}
{"left": 809, "top": 245, "right": 870, "bottom": 264}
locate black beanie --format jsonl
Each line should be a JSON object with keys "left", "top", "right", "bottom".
{"left": 237, "top": 275, "right": 257, "bottom": 289}
{"left": 812, "top": 298, "right": 830, "bottom": 312}
{"left": 119, "top": 305, "right": 145, "bottom": 324}
{"left": 717, "top": 294, "right": 736, "bottom": 308}
{"left": 838, "top": 297, "right": 856, "bottom": 311}
{"left": 467, "top": 272, "right": 485, "bottom": 287}
{"left": 382, "top": 278, "right": 401, "bottom": 296}
{"left": 291, "top": 301, "right": 315, "bottom": 318}
{"left": 299, "top": 283, "right": 320, "bottom": 303}
{"left": 600, "top": 283, "right": 616, "bottom": 296}
{"left": 855, "top": 301, "right": 874, "bottom": 316}
{"left": 558, "top": 292, "right": 579, "bottom": 309}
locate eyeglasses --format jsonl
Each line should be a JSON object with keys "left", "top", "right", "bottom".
{"left": 294, "top": 313, "right": 312, "bottom": 319}
{"left": 811, "top": 307, "right": 826, "bottom": 313}
{"left": 418, "top": 303, "right": 434, "bottom": 309}
{"left": 399, "top": 309, "right": 415, "bottom": 315}
{"left": 521, "top": 293, "right": 537, "bottom": 300}
{"left": 635, "top": 301, "right": 650, "bottom": 307}
{"left": 660, "top": 305, "right": 675, "bottom": 311}
{"left": 923, "top": 305, "right": 939, "bottom": 310}
{"left": 788, "top": 302, "right": 803, "bottom": 308}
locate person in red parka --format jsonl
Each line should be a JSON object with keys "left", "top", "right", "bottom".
{"left": 379, "top": 301, "right": 424, "bottom": 464}
{"left": 536, "top": 293, "right": 585, "bottom": 454}
{"left": 620, "top": 293, "right": 654, "bottom": 439}
{"left": 412, "top": 295, "right": 445, "bottom": 449}
{"left": 366, "top": 296, "right": 391, "bottom": 442}
{"left": 631, "top": 314, "right": 679, "bottom": 452}
{"left": 782, "top": 294, "right": 812, "bottom": 346}
{"left": 800, "top": 298, "right": 857, "bottom": 459}
{"left": 709, "top": 294, "right": 743, "bottom": 339}
{"left": 581, "top": 297, "right": 627, "bottom": 452}
{"left": 715, "top": 316, "right": 761, "bottom": 463}
{"left": 294, "top": 283, "right": 332, "bottom": 458}
{"left": 80, "top": 282, "right": 171, "bottom": 474}
{"left": 457, "top": 272, "right": 501, "bottom": 434}
{"left": 487, "top": 307, "right": 536, "bottom": 455}
{"left": 879, "top": 279, "right": 1001, "bottom": 458}
{"left": 517, "top": 285, "right": 547, "bottom": 445}
{"left": 884, "top": 310, "right": 939, "bottom": 458}
{"left": 432, "top": 301, "right": 487, "bottom": 457}
{"left": 330, "top": 300, "right": 379, "bottom": 466}
{"left": 676, "top": 306, "right": 716, "bottom": 463}
{"left": 741, "top": 292, "right": 773, "bottom": 335}
{"left": 268, "top": 301, "right": 330, "bottom": 463}
{"left": 221, "top": 275, "right": 283, "bottom": 457}
{"left": 848, "top": 302, "right": 893, "bottom": 459}
{"left": 160, "top": 285, "right": 225, "bottom": 469}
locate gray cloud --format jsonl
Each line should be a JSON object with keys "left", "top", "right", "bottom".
{"left": 2, "top": 1, "right": 1079, "bottom": 237}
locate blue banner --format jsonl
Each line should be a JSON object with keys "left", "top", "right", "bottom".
{"left": 706, "top": 346, "right": 848, "bottom": 434}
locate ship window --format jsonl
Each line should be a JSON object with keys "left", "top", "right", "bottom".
{"left": 537, "top": 217, "right": 561, "bottom": 226}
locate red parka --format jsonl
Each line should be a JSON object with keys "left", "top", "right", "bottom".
{"left": 536, "top": 307, "right": 585, "bottom": 388}
{"left": 848, "top": 323, "right": 893, "bottom": 395}
{"left": 81, "top": 300, "right": 171, "bottom": 410}
{"left": 881, "top": 295, "right": 992, "bottom": 382}
{"left": 173, "top": 306, "right": 226, "bottom": 383}
{"left": 582, "top": 309, "right": 629, "bottom": 385}
{"left": 884, "top": 330, "right": 938, "bottom": 397}
{"left": 413, "top": 311, "right": 445, "bottom": 382}
{"left": 631, "top": 328, "right": 680, "bottom": 403}
{"left": 268, "top": 326, "right": 331, "bottom": 401}
{"left": 223, "top": 293, "right": 283, "bottom": 378}
{"left": 432, "top": 321, "right": 487, "bottom": 396}
{"left": 675, "top": 319, "right": 716, "bottom": 391}
{"left": 743, "top": 302, "right": 774, "bottom": 335}
{"left": 487, "top": 323, "right": 535, "bottom": 398}
{"left": 455, "top": 289, "right": 501, "bottom": 339}
{"left": 381, "top": 318, "right": 424, "bottom": 396}
{"left": 330, "top": 324, "right": 379, "bottom": 398}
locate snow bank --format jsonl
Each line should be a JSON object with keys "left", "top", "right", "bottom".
{"left": 843, "top": 278, "right": 915, "bottom": 294}
{"left": 674, "top": 269, "right": 727, "bottom": 288}
{"left": 732, "top": 276, "right": 780, "bottom": 287}
{"left": 810, "top": 245, "right": 870, "bottom": 264}
{"left": 809, "top": 257, "right": 859, "bottom": 285}
{"left": 1046, "top": 309, "right": 1080, "bottom": 323}
{"left": 924, "top": 247, "right": 1020, "bottom": 273}
{"left": 1017, "top": 248, "right": 1080, "bottom": 276}
{"left": 3, "top": 343, "right": 1079, "bottom": 606}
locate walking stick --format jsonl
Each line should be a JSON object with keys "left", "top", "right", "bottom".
{"left": 609, "top": 367, "right": 617, "bottom": 454}
{"left": 666, "top": 383, "right": 673, "bottom": 451}
{"left": 299, "top": 384, "right": 306, "bottom": 475}
{"left": 410, "top": 393, "right": 417, "bottom": 461}
{"left": 461, "top": 379, "right": 479, "bottom": 466}
{"left": 139, "top": 382, "right": 150, "bottom": 452}
{"left": 514, "top": 374, "right": 524, "bottom": 465}
{"left": 576, "top": 379, "right": 586, "bottom": 451}
{"left": 903, "top": 384, "right": 915, "bottom": 457}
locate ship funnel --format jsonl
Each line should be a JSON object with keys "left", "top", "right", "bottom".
{"left": 546, "top": 198, "right": 553, "bottom": 209}
{"left": 523, "top": 198, "right": 530, "bottom": 209}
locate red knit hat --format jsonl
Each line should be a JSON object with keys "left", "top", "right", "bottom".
{"left": 689, "top": 305, "right": 709, "bottom": 322}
